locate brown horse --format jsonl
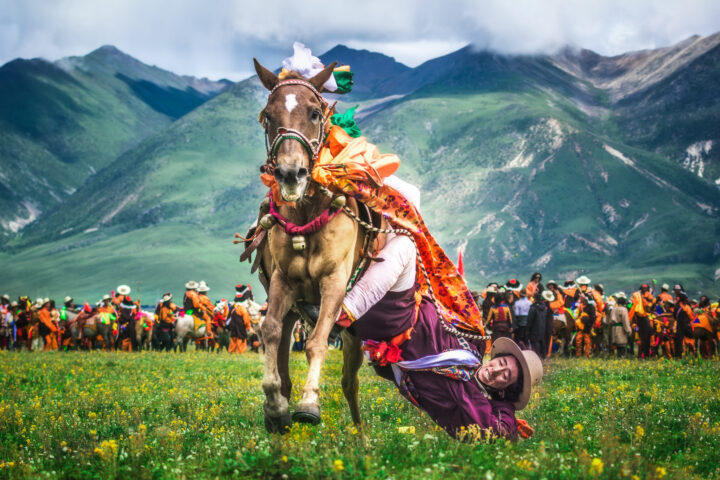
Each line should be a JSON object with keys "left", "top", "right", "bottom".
{"left": 552, "top": 310, "right": 575, "bottom": 357}
{"left": 249, "top": 60, "right": 370, "bottom": 433}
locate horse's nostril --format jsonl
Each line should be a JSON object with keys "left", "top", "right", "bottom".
{"left": 298, "top": 167, "right": 309, "bottom": 179}
{"left": 274, "top": 169, "right": 283, "bottom": 180}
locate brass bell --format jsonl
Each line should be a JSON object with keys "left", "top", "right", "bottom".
{"left": 292, "top": 235, "right": 306, "bottom": 251}
{"left": 331, "top": 195, "right": 346, "bottom": 210}
{"left": 259, "top": 214, "right": 276, "bottom": 230}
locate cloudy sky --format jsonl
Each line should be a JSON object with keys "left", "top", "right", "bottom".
{"left": 2, "top": 0, "right": 719, "bottom": 81}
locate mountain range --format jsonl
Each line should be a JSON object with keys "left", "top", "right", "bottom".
{"left": 1, "top": 35, "right": 719, "bottom": 302}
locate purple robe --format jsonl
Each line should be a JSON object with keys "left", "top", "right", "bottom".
{"left": 349, "top": 286, "right": 518, "bottom": 440}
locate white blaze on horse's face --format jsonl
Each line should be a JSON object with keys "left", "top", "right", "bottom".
{"left": 285, "top": 94, "right": 298, "bottom": 114}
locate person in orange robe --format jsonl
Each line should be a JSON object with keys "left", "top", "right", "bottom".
{"left": 183, "top": 281, "right": 205, "bottom": 332}
{"left": 197, "top": 282, "right": 215, "bottom": 342}
{"left": 574, "top": 296, "right": 593, "bottom": 357}
{"left": 228, "top": 296, "right": 252, "bottom": 354}
{"left": 692, "top": 296, "right": 715, "bottom": 358}
{"left": 525, "top": 273, "right": 542, "bottom": 300}
{"left": 657, "top": 284, "right": 673, "bottom": 304}
{"left": 630, "top": 284, "right": 654, "bottom": 359}
{"left": 155, "top": 293, "right": 176, "bottom": 351}
{"left": 38, "top": 300, "right": 58, "bottom": 351}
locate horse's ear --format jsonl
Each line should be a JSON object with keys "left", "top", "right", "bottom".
{"left": 308, "top": 61, "right": 337, "bottom": 92}
{"left": 254, "top": 58, "right": 278, "bottom": 91}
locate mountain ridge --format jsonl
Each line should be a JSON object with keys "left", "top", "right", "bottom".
{"left": 0, "top": 45, "right": 231, "bottom": 239}
{"left": 1, "top": 36, "right": 719, "bottom": 301}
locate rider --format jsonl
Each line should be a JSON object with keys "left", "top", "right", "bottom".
{"left": 117, "top": 296, "right": 138, "bottom": 351}
{"left": 574, "top": 295, "right": 594, "bottom": 357}
{"left": 0, "top": 295, "right": 11, "bottom": 350}
{"left": 156, "top": 293, "right": 176, "bottom": 351}
{"left": 97, "top": 295, "right": 117, "bottom": 349}
{"left": 63, "top": 296, "right": 77, "bottom": 312}
{"left": 37, "top": 299, "right": 58, "bottom": 351}
{"left": 631, "top": 283, "right": 654, "bottom": 359}
{"left": 197, "top": 281, "right": 215, "bottom": 339}
{"left": 14, "top": 296, "right": 32, "bottom": 351}
{"left": 228, "top": 292, "right": 253, "bottom": 354}
{"left": 336, "top": 178, "right": 543, "bottom": 441}
{"left": 113, "top": 285, "right": 132, "bottom": 307}
{"left": 183, "top": 281, "right": 205, "bottom": 331}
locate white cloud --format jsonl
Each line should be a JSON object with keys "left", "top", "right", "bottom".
{"left": 1, "top": 0, "right": 719, "bottom": 80}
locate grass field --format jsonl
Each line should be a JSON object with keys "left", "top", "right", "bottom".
{"left": 0, "top": 350, "right": 718, "bottom": 479}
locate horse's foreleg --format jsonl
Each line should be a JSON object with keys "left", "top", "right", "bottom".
{"left": 261, "top": 272, "right": 294, "bottom": 433}
{"left": 278, "top": 313, "right": 297, "bottom": 400}
{"left": 340, "top": 330, "right": 363, "bottom": 426}
{"left": 294, "top": 272, "right": 346, "bottom": 425}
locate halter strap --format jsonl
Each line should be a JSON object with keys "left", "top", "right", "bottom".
{"left": 269, "top": 78, "right": 328, "bottom": 107}
{"left": 261, "top": 78, "right": 330, "bottom": 172}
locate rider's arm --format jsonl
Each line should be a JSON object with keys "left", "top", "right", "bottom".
{"left": 490, "top": 399, "right": 518, "bottom": 440}
{"left": 342, "top": 234, "right": 415, "bottom": 321}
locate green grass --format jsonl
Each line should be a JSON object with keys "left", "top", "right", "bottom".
{"left": 0, "top": 350, "right": 718, "bottom": 479}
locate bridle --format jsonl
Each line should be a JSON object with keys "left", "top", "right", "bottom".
{"left": 260, "top": 79, "right": 331, "bottom": 176}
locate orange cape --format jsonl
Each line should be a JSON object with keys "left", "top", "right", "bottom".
{"left": 262, "top": 126, "right": 484, "bottom": 335}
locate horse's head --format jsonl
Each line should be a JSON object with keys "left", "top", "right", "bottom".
{"left": 254, "top": 59, "right": 337, "bottom": 203}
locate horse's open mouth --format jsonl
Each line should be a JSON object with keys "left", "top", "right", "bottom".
{"left": 280, "top": 182, "right": 307, "bottom": 203}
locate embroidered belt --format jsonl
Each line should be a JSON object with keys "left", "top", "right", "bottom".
{"left": 362, "top": 290, "right": 422, "bottom": 366}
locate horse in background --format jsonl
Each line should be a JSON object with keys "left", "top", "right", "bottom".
{"left": 552, "top": 309, "right": 576, "bottom": 356}
{"left": 135, "top": 311, "right": 154, "bottom": 351}
{"left": 174, "top": 313, "right": 211, "bottom": 351}
{"left": 79, "top": 311, "right": 113, "bottom": 350}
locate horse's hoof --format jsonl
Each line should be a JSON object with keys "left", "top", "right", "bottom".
{"left": 264, "top": 414, "right": 292, "bottom": 434}
{"left": 293, "top": 405, "right": 321, "bottom": 425}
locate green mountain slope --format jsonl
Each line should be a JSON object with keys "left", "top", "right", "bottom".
{"left": 0, "top": 45, "right": 230, "bottom": 240}
{"left": 553, "top": 33, "right": 720, "bottom": 185}
{"left": 2, "top": 39, "right": 719, "bottom": 302}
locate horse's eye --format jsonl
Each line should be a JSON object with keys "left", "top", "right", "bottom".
{"left": 311, "top": 110, "right": 321, "bottom": 122}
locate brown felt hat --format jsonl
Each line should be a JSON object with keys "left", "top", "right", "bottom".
{"left": 491, "top": 338, "right": 543, "bottom": 411}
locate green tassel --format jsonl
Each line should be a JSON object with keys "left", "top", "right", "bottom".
{"left": 330, "top": 105, "right": 361, "bottom": 138}
{"left": 333, "top": 70, "right": 354, "bottom": 93}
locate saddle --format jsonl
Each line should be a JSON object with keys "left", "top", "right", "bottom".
{"left": 193, "top": 316, "right": 206, "bottom": 332}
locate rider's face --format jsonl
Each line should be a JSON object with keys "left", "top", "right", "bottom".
{"left": 476, "top": 355, "right": 520, "bottom": 390}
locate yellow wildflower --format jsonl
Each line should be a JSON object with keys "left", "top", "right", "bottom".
{"left": 656, "top": 466, "right": 667, "bottom": 478}
{"left": 635, "top": 425, "right": 645, "bottom": 438}
{"left": 573, "top": 423, "right": 584, "bottom": 433}
{"left": 398, "top": 426, "right": 415, "bottom": 434}
{"left": 333, "top": 459, "right": 344, "bottom": 472}
{"left": 590, "top": 458, "right": 603, "bottom": 476}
